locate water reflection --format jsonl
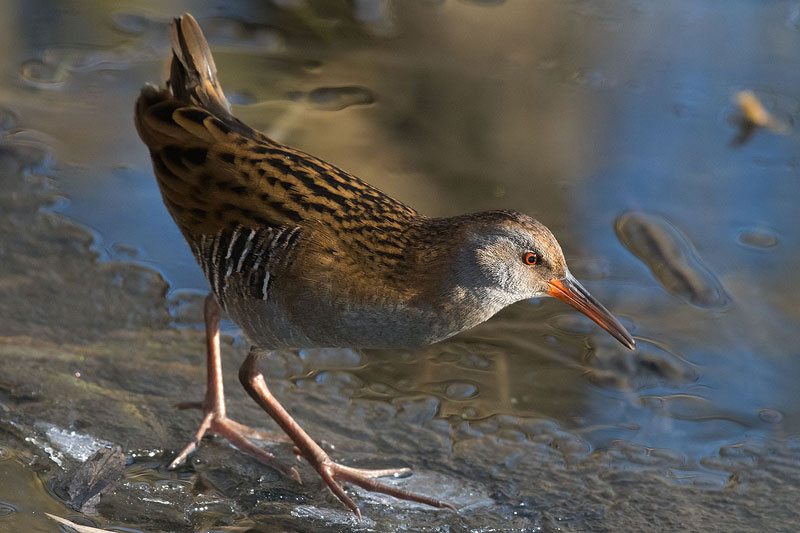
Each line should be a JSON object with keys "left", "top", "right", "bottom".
{"left": 571, "top": 0, "right": 800, "bottom": 465}
{"left": 615, "top": 211, "right": 730, "bottom": 309}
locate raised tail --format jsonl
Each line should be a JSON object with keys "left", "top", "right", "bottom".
{"left": 134, "top": 13, "right": 243, "bottom": 157}
{"left": 167, "top": 13, "right": 231, "bottom": 119}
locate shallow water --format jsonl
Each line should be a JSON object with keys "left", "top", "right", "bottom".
{"left": 1, "top": 0, "right": 800, "bottom": 531}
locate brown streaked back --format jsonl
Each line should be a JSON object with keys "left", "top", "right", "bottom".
{"left": 134, "top": 14, "right": 419, "bottom": 253}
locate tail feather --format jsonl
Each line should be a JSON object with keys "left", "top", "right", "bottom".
{"left": 167, "top": 13, "right": 231, "bottom": 119}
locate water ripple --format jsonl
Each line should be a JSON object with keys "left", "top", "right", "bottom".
{"left": 737, "top": 227, "right": 779, "bottom": 249}
{"left": 308, "top": 86, "right": 376, "bottom": 111}
{"left": 0, "top": 501, "right": 16, "bottom": 517}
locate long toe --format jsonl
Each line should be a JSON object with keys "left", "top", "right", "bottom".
{"left": 309, "top": 454, "right": 455, "bottom": 518}
{"left": 335, "top": 465, "right": 456, "bottom": 512}
{"left": 168, "top": 411, "right": 300, "bottom": 483}
{"left": 334, "top": 463, "right": 412, "bottom": 479}
{"left": 212, "top": 417, "right": 301, "bottom": 482}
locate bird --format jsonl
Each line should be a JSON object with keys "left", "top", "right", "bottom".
{"left": 134, "top": 13, "right": 635, "bottom": 519}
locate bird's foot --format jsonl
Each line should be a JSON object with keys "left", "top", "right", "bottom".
{"left": 169, "top": 403, "right": 300, "bottom": 483}
{"left": 303, "top": 450, "right": 456, "bottom": 519}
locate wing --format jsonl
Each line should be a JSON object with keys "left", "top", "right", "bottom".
{"left": 133, "top": 14, "right": 426, "bottom": 306}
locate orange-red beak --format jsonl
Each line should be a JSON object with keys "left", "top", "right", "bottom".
{"left": 547, "top": 275, "right": 635, "bottom": 350}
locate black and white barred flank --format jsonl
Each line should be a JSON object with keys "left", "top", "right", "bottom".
{"left": 191, "top": 224, "right": 301, "bottom": 307}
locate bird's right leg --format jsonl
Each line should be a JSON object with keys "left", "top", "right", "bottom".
{"left": 169, "top": 294, "right": 300, "bottom": 482}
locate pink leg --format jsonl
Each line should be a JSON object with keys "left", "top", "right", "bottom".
{"left": 169, "top": 294, "right": 300, "bottom": 483}
{"left": 238, "top": 349, "right": 455, "bottom": 519}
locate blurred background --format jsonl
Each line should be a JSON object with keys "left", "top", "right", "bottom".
{"left": 1, "top": 1, "right": 799, "bottom": 531}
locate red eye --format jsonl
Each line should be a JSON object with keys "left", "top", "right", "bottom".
{"left": 523, "top": 252, "right": 539, "bottom": 265}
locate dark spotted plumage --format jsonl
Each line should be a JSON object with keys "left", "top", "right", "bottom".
{"left": 135, "top": 46, "right": 631, "bottom": 346}
{"left": 133, "top": 13, "right": 634, "bottom": 519}
{"left": 136, "top": 82, "right": 432, "bottom": 310}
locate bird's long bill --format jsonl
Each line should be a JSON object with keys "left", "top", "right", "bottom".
{"left": 547, "top": 274, "right": 636, "bottom": 350}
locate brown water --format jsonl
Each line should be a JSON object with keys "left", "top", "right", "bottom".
{"left": 1, "top": 1, "right": 800, "bottom": 531}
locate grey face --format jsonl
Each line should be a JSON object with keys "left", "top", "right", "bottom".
{"left": 465, "top": 216, "right": 568, "bottom": 302}
{"left": 459, "top": 213, "right": 635, "bottom": 350}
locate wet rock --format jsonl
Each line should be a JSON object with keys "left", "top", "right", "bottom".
{"left": 0, "top": 209, "right": 171, "bottom": 341}
{"left": 38, "top": 424, "right": 115, "bottom": 464}
{"left": 56, "top": 447, "right": 126, "bottom": 513}
{"left": 615, "top": 211, "right": 730, "bottom": 310}
{"left": 97, "top": 478, "right": 197, "bottom": 531}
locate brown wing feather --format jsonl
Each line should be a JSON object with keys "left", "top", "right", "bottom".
{"left": 134, "top": 14, "right": 420, "bottom": 246}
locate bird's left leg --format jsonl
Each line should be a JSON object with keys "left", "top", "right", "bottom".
{"left": 239, "top": 347, "right": 455, "bottom": 519}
